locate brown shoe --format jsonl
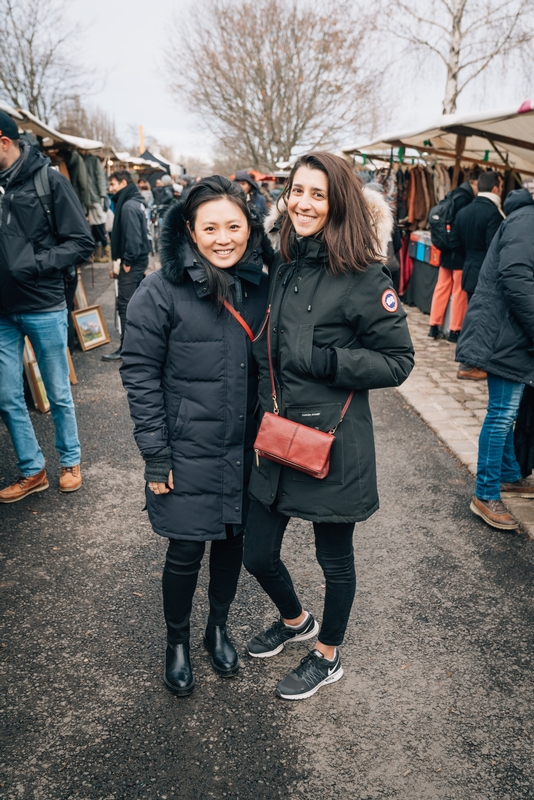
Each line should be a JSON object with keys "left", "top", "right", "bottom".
{"left": 457, "top": 367, "right": 487, "bottom": 381}
{"left": 0, "top": 469, "right": 49, "bottom": 504}
{"left": 501, "top": 478, "right": 534, "bottom": 498}
{"left": 470, "top": 496, "right": 519, "bottom": 530}
{"left": 59, "top": 465, "right": 82, "bottom": 493}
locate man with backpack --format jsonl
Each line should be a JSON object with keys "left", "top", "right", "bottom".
{"left": 428, "top": 169, "right": 480, "bottom": 342}
{"left": 0, "top": 110, "right": 94, "bottom": 503}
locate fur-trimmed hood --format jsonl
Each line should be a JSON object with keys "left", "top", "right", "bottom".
{"left": 263, "top": 186, "right": 393, "bottom": 257}
{"left": 159, "top": 201, "right": 193, "bottom": 285}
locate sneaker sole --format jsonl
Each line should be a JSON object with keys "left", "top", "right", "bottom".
{"left": 247, "top": 619, "right": 320, "bottom": 659}
{"left": 0, "top": 481, "right": 49, "bottom": 504}
{"left": 470, "top": 500, "right": 519, "bottom": 530}
{"left": 275, "top": 666, "right": 344, "bottom": 700}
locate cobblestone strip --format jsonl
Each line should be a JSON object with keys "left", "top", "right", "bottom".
{"left": 397, "top": 305, "right": 534, "bottom": 538}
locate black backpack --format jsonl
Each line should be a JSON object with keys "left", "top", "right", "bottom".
{"left": 428, "top": 194, "right": 456, "bottom": 251}
{"left": 34, "top": 164, "right": 76, "bottom": 279}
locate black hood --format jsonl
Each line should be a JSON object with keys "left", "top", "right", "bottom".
{"left": 503, "top": 188, "right": 534, "bottom": 216}
{"left": 11, "top": 144, "right": 50, "bottom": 186}
{"left": 159, "top": 201, "right": 266, "bottom": 287}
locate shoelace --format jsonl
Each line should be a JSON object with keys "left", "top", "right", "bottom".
{"left": 293, "top": 652, "right": 331, "bottom": 689}
{"left": 261, "top": 619, "right": 287, "bottom": 646}
{"left": 61, "top": 467, "right": 77, "bottom": 474}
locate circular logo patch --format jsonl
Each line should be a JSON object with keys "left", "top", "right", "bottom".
{"left": 381, "top": 289, "right": 398, "bottom": 313}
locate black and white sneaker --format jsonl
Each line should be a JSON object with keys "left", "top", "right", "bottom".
{"left": 275, "top": 649, "right": 344, "bottom": 700}
{"left": 247, "top": 613, "right": 319, "bottom": 658}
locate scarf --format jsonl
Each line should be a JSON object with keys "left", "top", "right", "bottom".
{"left": 111, "top": 181, "right": 142, "bottom": 260}
{"left": 478, "top": 192, "right": 506, "bottom": 218}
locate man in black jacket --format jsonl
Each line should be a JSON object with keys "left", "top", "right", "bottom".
{"left": 456, "top": 188, "right": 534, "bottom": 531}
{"left": 103, "top": 170, "right": 150, "bottom": 362}
{"left": 451, "top": 170, "right": 504, "bottom": 379}
{"left": 0, "top": 110, "right": 94, "bottom": 503}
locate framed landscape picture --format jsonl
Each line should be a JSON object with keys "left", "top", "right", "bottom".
{"left": 72, "top": 305, "right": 110, "bottom": 351}
{"left": 23, "top": 337, "right": 50, "bottom": 413}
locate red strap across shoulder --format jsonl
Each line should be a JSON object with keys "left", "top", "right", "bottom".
{"left": 223, "top": 299, "right": 255, "bottom": 342}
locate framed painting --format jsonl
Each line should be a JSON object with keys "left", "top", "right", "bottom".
{"left": 72, "top": 305, "right": 110, "bottom": 352}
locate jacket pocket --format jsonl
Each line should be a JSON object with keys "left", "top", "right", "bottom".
{"left": 0, "top": 233, "right": 38, "bottom": 280}
{"left": 285, "top": 402, "right": 344, "bottom": 484}
{"left": 170, "top": 397, "right": 188, "bottom": 442}
{"left": 282, "top": 324, "right": 314, "bottom": 377}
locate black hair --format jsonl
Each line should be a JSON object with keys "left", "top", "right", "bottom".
{"left": 183, "top": 175, "right": 264, "bottom": 307}
{"left": 109, "top": 169, "right": 132, "bottom": 184}
{"left": 478, "top": 171, "right": 502, "bottom": 193}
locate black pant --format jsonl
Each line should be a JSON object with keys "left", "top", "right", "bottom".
{"left": 163, "top": 527, "right": 243, "bottom": 645}
{"left": 244, "top": 500, "right": 356, "bottom": 647}
{"left": 64, "top": 271, "right": 78, "bottom": 352}
{"left": 117, "top": 258, "right": 147, "bottom": 345}
{"left": 91, "top": 223, "right": 108, "bottom": 247}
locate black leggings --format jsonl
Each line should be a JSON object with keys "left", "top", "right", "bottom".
{"left": 244, "top": 500, "right": 356, "bottom": 647}
{"left": 162, "top": 528, "right": 243, "bottom": 645}
{"left": 91, "top": 223, "right": 108, "bottom": 247}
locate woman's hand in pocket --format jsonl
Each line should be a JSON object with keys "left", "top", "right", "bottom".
{"left": 148, "top": 470, "right": 174, "bottom": 495}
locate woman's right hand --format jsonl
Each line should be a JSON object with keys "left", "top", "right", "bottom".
{"left": 148, "top": 470, "right": 174, "bottom": 495}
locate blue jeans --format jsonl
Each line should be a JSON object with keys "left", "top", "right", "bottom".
{"left": 476, "top": 373, "right": 524, "bottom": 500}
{"left": 0, "top": 310, "right": 81, "bottom": 476}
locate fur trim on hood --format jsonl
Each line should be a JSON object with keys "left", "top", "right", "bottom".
{"left": 362, "top": 186, "right": 393, "bottom": 259}
{"left": 264, "top": 187, "right": 393, "bottom": 258}
{"left": 159, "top": 201, "right": 190, "bottom": 285}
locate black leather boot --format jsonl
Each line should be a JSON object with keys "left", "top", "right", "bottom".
{"left": 101, "top": 348, "right": 122, "bottom": 362}
{"left": 164, "top": 642, "right": 195, "bottom": 696}
{"left": 204, "top": 624, "right": 239, "bottom": 677}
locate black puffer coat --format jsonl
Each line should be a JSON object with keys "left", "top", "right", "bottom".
{"left": 248, "top": 237, "right": 414, "bottom": 523}
{"left": 120, "top": 203, "right": 269, "bottom": 541}
{"left": 0, "top": 145, "right": 94, "bottom": 314}
{"left": 456, "top": 189, "right": 534, "bottom": 385}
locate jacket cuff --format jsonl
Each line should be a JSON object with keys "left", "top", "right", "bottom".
{"left": 142, "top": 446, "right": 172, "bottom": 483}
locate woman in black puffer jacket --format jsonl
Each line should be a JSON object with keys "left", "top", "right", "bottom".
{"left": 243, "top": 152, "right": 414, "bottom": 701}
{"left": 120, "top": 177, "right": 270, "bottom": 696}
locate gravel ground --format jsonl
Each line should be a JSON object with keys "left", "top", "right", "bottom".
{"left": 1, "top": 268, "right": 533, "bottom": 799}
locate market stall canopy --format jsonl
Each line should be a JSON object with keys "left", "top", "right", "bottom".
{"left": 0, "top": 102, "right": 110, "bottom": 154}
{"left": 139, "top": 149, "right": 184, "bottom": 177}
{"left": 342, "top": 101, "right": 534, "bottom": 175}
{"left": 113, "top": 151, "right": 166, "bottom": 170}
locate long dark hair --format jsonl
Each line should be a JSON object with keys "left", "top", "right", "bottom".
{"left": 279, "top": 152, "right": 382, "bottom": 274}
{"left": 183, "top": 175, "right": 264, "bottom": 305}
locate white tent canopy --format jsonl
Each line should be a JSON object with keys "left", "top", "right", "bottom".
{"left": 342, "top": 101, "right": 534, "bottom": 176}
{"left": 0, "top": 103, "right": 109, "bottom": 154}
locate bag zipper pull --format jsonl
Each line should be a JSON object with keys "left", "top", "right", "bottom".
{"left": 255, "top": 449, "right": 260, "bottom": 467}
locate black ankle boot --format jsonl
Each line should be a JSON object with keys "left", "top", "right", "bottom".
{"left": 204, "top": 625, "right": 239, "bottom": 677}
{"left": 428, "top": 325, "right": 442, "bottom": 339}
{"left": 164, "top": 642, "right": 195, "bottom": 696}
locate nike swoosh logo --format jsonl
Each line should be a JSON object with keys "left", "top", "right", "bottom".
{"left": 327, "top": 666, "right": 337, "bottom": 676}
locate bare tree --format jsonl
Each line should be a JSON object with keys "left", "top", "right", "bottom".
{"left": 165, "top": 0, "right": 383, "bottom": 171}
{"left": 382, "top": 0, "right": 534, "bottom": 114}
{"left": 57, "top": 96, "right": 122, "bottom": 148}
{"left": 0, "top": 0, "right": 90, "bottom": 124}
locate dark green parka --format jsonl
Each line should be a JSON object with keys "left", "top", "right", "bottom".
{"left": 248, "top": 237, "right": 414, "bottom": 523}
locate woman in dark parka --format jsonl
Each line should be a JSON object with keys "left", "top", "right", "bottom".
{"left": 120, "top": 177, "right": 269, "bottom": 696}
{"left": 244, "top": 153, "right": 414, "bottom": 700}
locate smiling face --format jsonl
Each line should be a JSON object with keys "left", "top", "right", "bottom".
{"left": 287, "top": 166, "right": 329, "bottom": 237}
{"left": 189, "top": 197, "right": 250, "bottom": 269}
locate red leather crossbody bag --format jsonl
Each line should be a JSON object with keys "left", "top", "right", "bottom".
{"left": 224, "top": 302, "right": 353, "bottom": 480}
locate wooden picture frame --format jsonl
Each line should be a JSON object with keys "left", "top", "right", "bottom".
{"left": 23, "top": 338, "right": 50, "bottom": 413}
{"left": 73, "top": 269, "right": 89, "bottom": 310}
{"left": 72, "top": 305, "right": 110, "bottom": 352}
{"left": 67, "top": 348, "right": 78, "bottom": 385}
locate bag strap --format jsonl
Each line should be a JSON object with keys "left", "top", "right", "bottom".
{"left": 223, "top": 299, "right": 255, "bottom": 342}
{"left": 34, "top": 164, "right": 56, "bottom": 237}
{"left": 266, "top": 305, "right": 354, "bottom": 425}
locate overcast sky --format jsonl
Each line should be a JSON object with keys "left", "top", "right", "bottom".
{"left": 68, "top": 0, "right": 531, "bottom": 163}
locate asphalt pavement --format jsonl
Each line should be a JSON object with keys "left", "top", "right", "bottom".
{"left": 1, "top": 266, "right": 533, "bottom": 799}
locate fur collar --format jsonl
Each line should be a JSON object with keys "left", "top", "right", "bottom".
{"left": 159, "top": 201, "right": 191, "bottom": 285}
{"left": 263, "top": 187, "right": 393, "bottom": 258}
